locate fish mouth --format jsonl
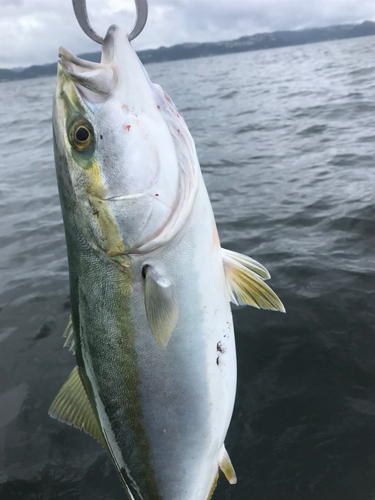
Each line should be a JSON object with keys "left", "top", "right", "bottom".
{"left": 58, "top": 25, "right": 156, "bottom": 109}
{"left": 59, "top": 46, "right": 104, "bottom": 73}
{"left": 58, "top": 46, "right": 116, "bottom": 104}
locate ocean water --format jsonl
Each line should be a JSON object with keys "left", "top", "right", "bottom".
{"left": 0, "top": 35, "right": 374, "bottom": 500}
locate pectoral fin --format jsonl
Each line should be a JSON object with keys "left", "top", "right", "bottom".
{"left": 219, "top": 445, "right": 237, "bottom": 484}
{"left": 49, "top": 366, "right": 106, "bottom": 448}
{"left": 222, "top": 248, "right": 285, "bottom": 312}
{"left": 144, "top": 266, "right": 179, "bottom": 348}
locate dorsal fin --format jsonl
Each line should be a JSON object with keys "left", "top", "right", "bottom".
{"left": 143, "top": 266, "right": 179, "bottom": 348}
{"left": 219, "top": 445, "right": 237, "bottom": 484}
{"left": 222, "top": 248, "right": 285, "bottom": 312}
{"left": 62, "top": 315, "right": 75, "bottom": 354}
{"left": 49, "top": 366, "right": 106, "bottom": 448}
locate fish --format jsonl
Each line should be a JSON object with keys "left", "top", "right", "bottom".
{"left": 49, "top": 24, "right": 284, "bottom": 500}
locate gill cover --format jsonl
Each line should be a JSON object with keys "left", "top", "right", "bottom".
{"left": 56, "top": 25, "right": 199, "bottom": 254}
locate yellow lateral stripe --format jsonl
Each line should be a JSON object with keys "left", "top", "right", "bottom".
{"left": 84, "top": 160, "right": 124, "bottom": 256}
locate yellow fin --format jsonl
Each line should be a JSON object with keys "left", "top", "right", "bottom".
{"left": 219, "top": 445, "right": 237, "bottom": 484}
{"left": 144, "top": 266, "right": 178, "bottom": 348}
{"left": 222, "top": 247, "right": 270, "bottom": 280}
{"left": 222, "top": 248, "right": 285, "bottom": 312}
{"left": 206, "top": 471, "right": 219, "bottom": 500}
{"left": 49, "top": 366, "right": 106, "bottom": 448}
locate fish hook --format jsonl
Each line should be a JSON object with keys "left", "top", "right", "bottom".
{"left": 72, "top": 0, "right": 148, "bottom": 43}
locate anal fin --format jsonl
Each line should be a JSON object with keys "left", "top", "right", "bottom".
{"left": 222, "top": 248, "right": 285, "bottom": 312}
{"left": 206, "top": 471, "right": 219, "bottom": 500}
{"left": 219, "top": 445, "right": 237, "bottom": 485}
{"left": 49, "top": 366, "right": 106, "bottom": 448}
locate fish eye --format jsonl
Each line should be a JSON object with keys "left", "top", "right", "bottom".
{"left": 76, "top": 127, "right": 89, "bottom": 142}
{"left": 70, "top": 121, "right": 94, "bottom": 151}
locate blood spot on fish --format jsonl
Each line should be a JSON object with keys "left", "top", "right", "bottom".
{"left": 124, "top": 125, "right": 131, "bottom": 132}
{"left": 217, "top": 341, "right": 226, "bottom": 353}
{"left": 157, "top": 105, "right": 161, "bottom": 110}
{"left": 177, "top": 129, "right": 181, "bottom": 135}
{"left": 155, "top": 194, "right": 159, "bottom": 197}
{"left": 121, "top": 104, "right": 128, "bottom": 109}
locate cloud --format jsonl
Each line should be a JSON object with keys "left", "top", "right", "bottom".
{"left": 0, "top": 0, "right": 374, "bottom": 68}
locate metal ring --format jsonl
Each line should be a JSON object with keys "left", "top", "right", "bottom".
{"left": 72, "top": 0, "right": 148, "bottom": 44}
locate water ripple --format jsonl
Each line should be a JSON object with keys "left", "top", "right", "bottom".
{"left": 0, "top": 35, "right": 374, "bottom": 500}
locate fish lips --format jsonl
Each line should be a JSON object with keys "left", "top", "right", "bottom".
{"left": 58, "top": 47, "right": 115, "bottom": 105}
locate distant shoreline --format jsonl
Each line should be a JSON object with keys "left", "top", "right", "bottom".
{"left": 1, "top": 20, "right": 374, "bottom": 83}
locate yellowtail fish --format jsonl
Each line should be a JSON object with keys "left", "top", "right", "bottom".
{"left": 50, "top": 23, "right": 284, "bottom": 500}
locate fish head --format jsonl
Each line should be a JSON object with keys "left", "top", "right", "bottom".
{"left": 53, "top": 25, "right": 198, "bottom": 256}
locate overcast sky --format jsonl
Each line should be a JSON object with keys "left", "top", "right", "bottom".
{"left": 0, "top": 0, "right": 374, "bottom": 68}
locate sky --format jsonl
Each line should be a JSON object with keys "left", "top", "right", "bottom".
{"left": 0, "top": 0, "right": 374, "bottom": 69}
